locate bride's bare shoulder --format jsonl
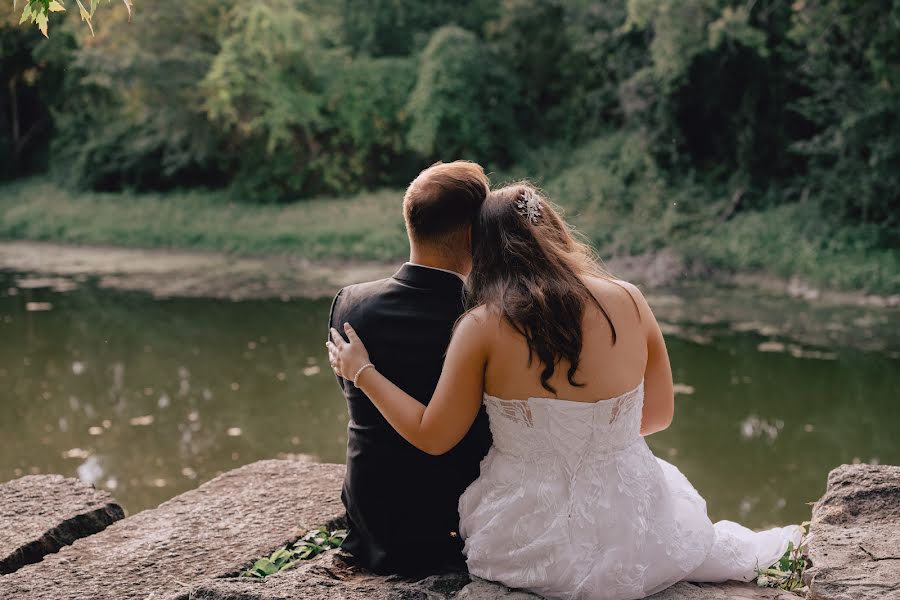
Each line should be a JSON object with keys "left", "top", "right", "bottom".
{"left": 584, "top": 276, "right": 644, "bottom": 300}
{"left": 584, "top": 276, "right": 652, "bottom": 319}
{"left": 458, "top": 304, "right": 502, "bottom": 329}
{"left": 453, "top": 305, "right": 504, "bottom": 353}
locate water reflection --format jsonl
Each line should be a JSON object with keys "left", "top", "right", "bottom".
{"left": 1, "top": 271, "right": 347, "bottom": 513}
{"left": 1, "top": 271, "right": 898, "bottom": 529}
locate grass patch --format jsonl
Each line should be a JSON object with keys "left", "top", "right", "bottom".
{"left": 0, "top": 178, "right": 409, "bottom": 261}
{"left": 241, "top": 527, "right": 348, "bottom": 578}
{"left": 682, "top": 202, "right": 900, "bottom": 294}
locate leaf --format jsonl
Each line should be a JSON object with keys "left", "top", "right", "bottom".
{"left": 759, "top": 568, "right": 791, "bottom": 577}
{"left": 19, "top": 2, "right": 32, "bottom": 24}
{"left": 121, "top": 0, "right": 132, "bottom": 21}
{"left": 251, "top": 558, "right": 277, "bottom": 576}
{"left": 36, "top": 8, "right": 49, "bottom": 37}
{"left": 74, "top": 0, "right": 89, "bottom": 18}
{"left": 74, "top": 0, "right": 94, "bottom": 35}
{"left": 270, "top": 548, "right": 291, "bottom": 562}
{"left": 48, "top": 0, "right": 65, "bottom": 12}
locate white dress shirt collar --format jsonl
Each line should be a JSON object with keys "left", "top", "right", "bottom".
{"left": 403, "top": 261, "right": 466, "bottom": 282}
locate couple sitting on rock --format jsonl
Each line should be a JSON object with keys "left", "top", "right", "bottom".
{"left": 326, "top": 161, "right": 801, "bottom": 600}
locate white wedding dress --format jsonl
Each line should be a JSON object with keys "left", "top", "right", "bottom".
{"left": 458, "top": 381, "right": 802, "bottom": 600}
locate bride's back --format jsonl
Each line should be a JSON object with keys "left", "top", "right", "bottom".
{"left": 482, "top": 276, "right": 648, "bottom": 403}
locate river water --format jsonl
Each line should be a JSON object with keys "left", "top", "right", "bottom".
{"left": 2, "top": 270, "right": 898, "bottom": 530}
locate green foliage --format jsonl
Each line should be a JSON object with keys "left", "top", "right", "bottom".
{"left": 0, "top": 21, "right": 65, "bottom": 176}
{"left": 49, "top": 0, "right": 229, "bottom": 190}
{"left": 241, "top": 527, "right": 347, "bottom": 578}
{"left": 755, "top": 521, "right": 811, "bottom": 591}
{"left": 13, "top": 0, "right": 131, "bottom": 37}
{"left": 406, "top": 25, "right": 518, "bottom": 164}
{"left": 202, "top": 1, "right": 329, "bottom": 156}
{"left": 199, "top": 2, "right": 421, "bottom": 200}
{"left": 788, "top": 0, "right": 900, "bottom": 230}
{"left": 0, "top": 177, "right": 411, "bottom": 260}
{"left": 320, "top": 56, "right": 418, "bottom": 190}
{"left": 338, "top": 0, "right": 498, "bottom": 57}
{"left": 200, "top": 0, "right": 336, "bottom": 200}
{"left": 622, "top": 0, "right": 802, "bottom": 182}
{"left": 1, "top": 0, "right": 897, "bottom": 278}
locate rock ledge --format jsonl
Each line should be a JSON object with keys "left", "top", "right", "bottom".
{"left": 1, "top": 462, "right": 897, "bottom": 600}
{"left": 803, "top": 464, "right": 900, "bottom": 600}
{"left": 0, "top": 474, "right": 124, "bottom": 575}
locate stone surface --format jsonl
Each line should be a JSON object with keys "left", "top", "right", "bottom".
{"left": 5, "top": 460, "right": 895, "bottom": 599}
{"left": 194, "top": 550, "right": 794, "bottom": 600}
{"left": 0, "top": 474, "right": 124, "bottom": 575}
{"left": 803, "top": 464, "right": 900, "bottom": 600}
{"left": 647, "top": 581, "right": 800, "bottom": 599}
{"left": 193, "top": 550, "right": 474, "bottom": 600}
{"left": 0, "top": 460, "right": 345, "bottom": 599}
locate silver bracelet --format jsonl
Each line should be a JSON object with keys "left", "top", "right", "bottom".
{"left": 353, "top": 363, "right": 375, "bottom": 387}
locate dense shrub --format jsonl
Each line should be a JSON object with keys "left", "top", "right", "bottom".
{"left": 406, "top": 25, "right": 519, "bottom": 165}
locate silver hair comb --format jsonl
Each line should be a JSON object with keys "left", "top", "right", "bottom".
{"left": 515, "top": 189, "right": 543, "bottom": 224}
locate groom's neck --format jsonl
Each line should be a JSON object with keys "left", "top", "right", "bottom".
{"left": 408, "top": 245, "right": 469, "bottom": 276}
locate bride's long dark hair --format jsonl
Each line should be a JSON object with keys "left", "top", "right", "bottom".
{"left": 465, "top": 182, "right": 618, "bottom": 394}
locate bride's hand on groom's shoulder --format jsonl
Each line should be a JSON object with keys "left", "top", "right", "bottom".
{"left": 327, "top": 323, "right": 371, "bottom": 383}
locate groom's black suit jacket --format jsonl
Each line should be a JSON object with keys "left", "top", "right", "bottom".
{"left": 329, "top": 264, "right": 492, "bottom": 575}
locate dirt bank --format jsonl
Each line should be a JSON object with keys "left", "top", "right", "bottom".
{"left": 3, "top": 241, "right": 897, "bottom": 307}
{"left": 0, "top": 241, "right": 395, "bottom": 300}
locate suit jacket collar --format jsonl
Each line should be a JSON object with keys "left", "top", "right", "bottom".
{"left": 393, "top": 263, "right": 466, "bottom": 293}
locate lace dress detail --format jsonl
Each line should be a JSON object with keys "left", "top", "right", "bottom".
{"left": 458, "top": 381, "right": 802, "bottom": 600}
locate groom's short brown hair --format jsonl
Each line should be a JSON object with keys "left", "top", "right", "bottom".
{"left": 403, "top": 161, "right": 489, "bottom": 246}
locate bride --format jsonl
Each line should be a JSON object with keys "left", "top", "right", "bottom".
{"left": 327, "top": 183, "right": 801, "bottom": 600}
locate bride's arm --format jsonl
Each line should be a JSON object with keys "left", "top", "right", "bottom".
{"left": 641, "top": 311, "right": 675, "bottom": 436}
{"left": 621, "top": 282, "right": 674, "bottom": 436}
{"left": 327, "top": 312, "right": 489, "bottom": 456}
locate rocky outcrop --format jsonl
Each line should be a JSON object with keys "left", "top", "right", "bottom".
{"left": 0, "top": 461, "right": 345, "bottom": 599}
{"left": 2, "top": 461, "right": 896, "bottom": 599}
{"left": 803, "top": 464, "right": 900, "bottom": 600}
{"left": 0, "top": 474, "right": 124, "bottom": 575}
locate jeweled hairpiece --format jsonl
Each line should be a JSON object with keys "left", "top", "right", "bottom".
{"left": 515, "top": 189, "right": 543, "bottom": 224}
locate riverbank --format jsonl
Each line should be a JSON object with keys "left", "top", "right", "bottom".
{"left": 2, "top": 239, "right": 899, "bottom": 309}
{"left": 1, "top": 177, "right": 898, "bottom": 296}
{"left": 3, "top": 240, "right": 899, "bottom": 355}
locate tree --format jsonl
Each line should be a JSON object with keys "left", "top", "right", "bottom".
{"left": 338, "top": 0, "right": 498, "bottom": 57}
{"left": 621, "top": 0, "right": 802, "bottom": 189}
{"left": 789, "top": 0, "right": 900, "bottom": 230}
{"left": 49, "top": 0, "right": 229, "bottom": 190}
{"left": 487, "top": 0, "right": 645, "bottom": 141}
{"left": 200, "top": 0, "right": 341, "bottom": 200}
{"left": 0, "top": 6, "right": 76, "bottom": 178}
{"left": 406, "top": 25, "right": 519, "bottom": 165}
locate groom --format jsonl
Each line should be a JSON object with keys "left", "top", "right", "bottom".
{"left": 328, "top": 161, "right": 493, "bottom": 575}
